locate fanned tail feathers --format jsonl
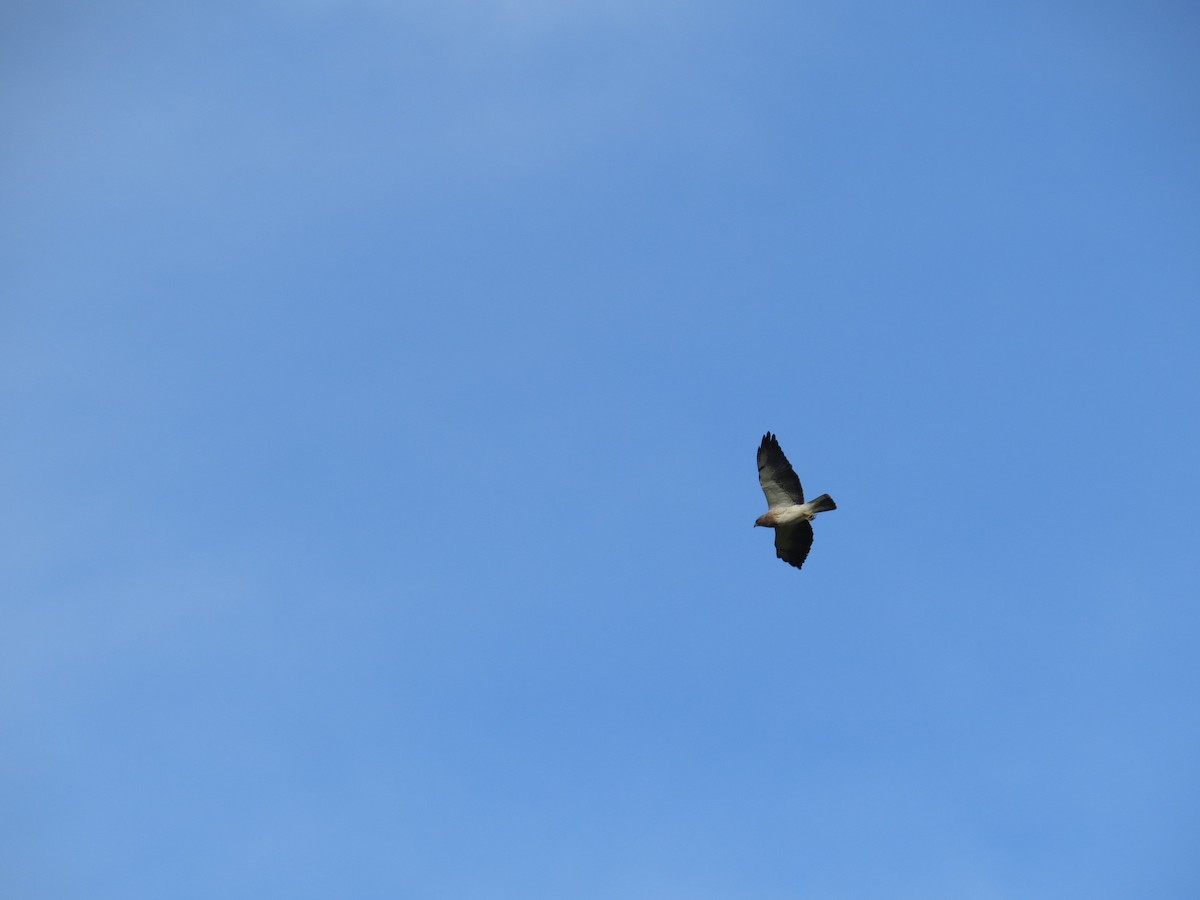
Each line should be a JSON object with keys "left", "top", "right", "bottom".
{"left": 807, "top": 493, "right": 836, "bottom": 513}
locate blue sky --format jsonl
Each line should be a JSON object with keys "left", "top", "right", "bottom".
{"left": 3, "top": 1, "right": 1199, "bottom": 897}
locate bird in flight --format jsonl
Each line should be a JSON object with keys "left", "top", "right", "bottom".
{"left": 755, "top": 432, "right": 837, "bottom": 570}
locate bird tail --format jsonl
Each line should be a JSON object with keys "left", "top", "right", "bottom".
{"left": 807, "top": 493, "right": 837, "bottom": 513}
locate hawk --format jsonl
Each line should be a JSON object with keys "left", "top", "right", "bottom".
{"left": 755, "top": 432, "right": 837, "bottom": 570}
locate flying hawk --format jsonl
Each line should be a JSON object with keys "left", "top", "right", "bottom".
{"left": 755, "top": 432, "right": 837, "bottom": 570}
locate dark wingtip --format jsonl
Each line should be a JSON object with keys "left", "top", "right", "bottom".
{"left": 776, "top": 550, "right": 806, "bottom": 570}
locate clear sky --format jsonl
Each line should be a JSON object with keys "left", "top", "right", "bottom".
{"left": 4, "top": 2, "right": 1199, "bottom": 898}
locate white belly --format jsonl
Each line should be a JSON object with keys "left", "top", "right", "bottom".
{"left": 774, "top": 504, "right": 814, "bottom": 525}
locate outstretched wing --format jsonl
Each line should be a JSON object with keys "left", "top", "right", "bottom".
{"left": 775, "top": 521, "right": 815, "bottom": 570}
{"left": 758, "top": 432, "right": 805, "bottom": 509}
